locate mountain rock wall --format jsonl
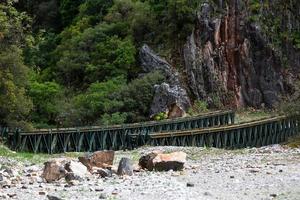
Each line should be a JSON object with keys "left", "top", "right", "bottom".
{"left": 184, "top": 0, "right": 298, "bottom": 108}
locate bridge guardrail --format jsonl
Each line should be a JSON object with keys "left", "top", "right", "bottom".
{"left": 137, "top": 116, "right": 299, "bottom": 149}
{"left": 8, "top": 110, "right": 235, "bottom": 153}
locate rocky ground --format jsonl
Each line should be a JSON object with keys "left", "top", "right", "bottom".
{"left": 0, "top": 145, "right": 300, "bottom": 200}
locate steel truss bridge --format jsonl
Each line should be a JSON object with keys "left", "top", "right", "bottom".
{"left": 0, "top": 111, "right": 299, "bottom": 154}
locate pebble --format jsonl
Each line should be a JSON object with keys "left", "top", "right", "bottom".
{"left": 95, "top": 187, "right": 104, "bottom": 192}
{"left": 21, "top": 185, "right": 28, "bottom": 189}
{"left": 99, "top": 193, "right": 107, "bottom": 199}
{"left": 0, "top": 145, "right": 299, "bottom": 200}
{"left": 7, "top": 193, "right": 17, "bottom": 198}
{"left": 47, "top": 195, "right": 63, "bottom": 200}
{"left": 39, "top": 191, "right": 47, "bottom": 195}
{"left": 203, "top": 191, "right": 212, "bottom": 196}
{"left": 249, "top": 169, "right": 260, "bottom": 173}
{"left": 186, "top": 182, "right": 194, "bottom": 187}
{"left": 270, "top": 194, "right": 277, "bottom": 197}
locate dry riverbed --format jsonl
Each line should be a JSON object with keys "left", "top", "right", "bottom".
{"left": 0, "top": 145, "right": 300, "bottom": 200}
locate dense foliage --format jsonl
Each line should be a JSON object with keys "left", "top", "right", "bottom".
{"left": 0, "top": 0, "right": 299, "bottom": 129}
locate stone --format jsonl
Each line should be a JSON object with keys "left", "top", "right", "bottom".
{"left": 139, "top": 44, "right": 191, "bottom": 117}
{"left": 7, "top": 193, "right": 17, "bottom": 198}
{"left": 1, "top": 179, "right": 11, "bottom": 188}
{"left": 152, "top": 151, "right": 186, "bottom": 171}
{"left": 67, "top": 179, "right": 80, "bottom": 186}
{"left": 39, "top": 191, "right": 47, "bottom": 195}
{"left": 139, "top": 152, "right": 160, "bottom": 171}
{"left": 25, "top": 165, "right": 40, "bottom": 173}
{"left": 95, "top": 187, "right": 104, "bottom": 192}
{"left": 65, "top": 161, "right": 88, "bottom": 178}
{"left": 151, "top": 83, "right": 190, "bottom": 118}
{"left": 3, "top": 168, "right": 14, "bottom": 177}
{"left": 99, "top": 193, "right": 108, "bottom": 199}
{"left": 186, "top": 182, "right": 194, "bottom": 187}
{"left": 21, "top": 185, "right": 28, "bottom": 189}
{"left": 117, "top": 158, "right": 133, "bottom": 176}
{"left": 203, "top": 191, "right": 212, "bottom": 196}
{"left": 249, "top": 168, "right": 260, "bottom": 173}
{"left": 65, "top": 172, "right": 84, "bottom": 182}
{"left": 139, "top": 151, "right": 186, "bottom": 171}
{"left": 47, "top": 195, "right": 63, "bottom": 200}
{"left": 96, "top": 168, "right": 112, "bottom": 178}
{"left": 41, "top": 160, "right": 66, "bottom": 183}
{"left": 270, "top": 194, "right": 277, "bottom": 198}
{"left": 79, "top": 151, "right": 114, "bottom": 171}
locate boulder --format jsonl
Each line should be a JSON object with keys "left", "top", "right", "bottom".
{"left": 117, "top": 158, "right": 133, "bottom": 176}
{"left": 139, "top": 151, "right": 160, "bottom": 171}
{"left": 139, "top": 44, "right": 191, "bottom": 117}
{"left": 78, "top": 150, "right": 114, "bottom": 171}
{"left": 139, "top": 44, "right": 180, "bottom": 86}
{"left": 64, "top": 161, "right": 88, "bottom": 181}
{"left": 153, "top": 151, "right": 186, "bottom": 171}
{"left": 139, "top": 151, "right": 186, "bottom": 171}
{"left": 65, "top": 172, "right": 83, "bottom": 182}
{"left": 41, "top": 160, "right": 66, "bottom": 183}
{"left": 151, "top": 83, "right": 190, "bottom": 118}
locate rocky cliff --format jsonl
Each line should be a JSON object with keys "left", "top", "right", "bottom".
{"left": 140, "top": 0, "right": 300, "bottom": 117}
{"left": 184, "top": 0, "right": 299, "bottom": 109}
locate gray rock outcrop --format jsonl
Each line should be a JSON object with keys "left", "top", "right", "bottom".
{"left": 139, "top": 45, "right": 191, "bottom": 117}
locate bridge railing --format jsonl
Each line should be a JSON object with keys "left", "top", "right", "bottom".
{"left": 136, "top": 116, "right": 299, "bottom": 149}
{"left": 7, "top": 114, "right": 299, "bottom": 153}
{"left": 8, "top": 110, "right": 235, "bottom": 153}
{"left": 0, "top": 126, "right": 9, "bottom": 140}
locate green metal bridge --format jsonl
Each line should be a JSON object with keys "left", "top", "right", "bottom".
{"left": 135, "top": 116, "right": 299, "bottom": 148}
{"left": 1, "top": 110, "right": 299, "bottom": 153}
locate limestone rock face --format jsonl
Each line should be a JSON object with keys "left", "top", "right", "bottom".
{"left": 139, "top": 45, "right": 191, "bottom": 117}
{"left": 183, "top": 0, "right": 293, "bottom": 108}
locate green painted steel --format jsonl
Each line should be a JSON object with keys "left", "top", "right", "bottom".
{"left": 8, "top": 111, "right": 235, "bottom": 153}
{"left": 138, "top": 116, "right": 299, "bottom": 149}
{"left": 7, "top": 114, "right": 299, "bottom": 153}
{"left": 0, "top": 126, "right": 9, "bottom": 140}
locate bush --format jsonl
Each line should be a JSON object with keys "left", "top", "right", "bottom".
{"left": 113, "top": 71, "right": 165, "bottom": 122}
{"left": 154, "top": 112, "right": 168, "bottom": 121}
{"left": 188, "top": 100, "right": 208, "bottom": 116}
{"left": 99, "top": 112, "right": 127, "bottom": 125}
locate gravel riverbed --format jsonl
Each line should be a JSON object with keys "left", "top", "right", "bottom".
{"left": 0, "top": 145, "right": 300, "bottom": 200}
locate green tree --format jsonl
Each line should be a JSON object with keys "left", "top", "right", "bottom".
{"left": 29, "top": 81, "right": 62, "bottom": 126}
{"left": 0, "top": 1, "right": 33, "bottom": 127}
{"left": 59, "top": 0, "right": 84, "bottom": 27}
{"left": 55, "top": 23, "right": 136, "bottom": 88}
{"left": 66, "top": 76, "right": 125, "bottom": 126}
